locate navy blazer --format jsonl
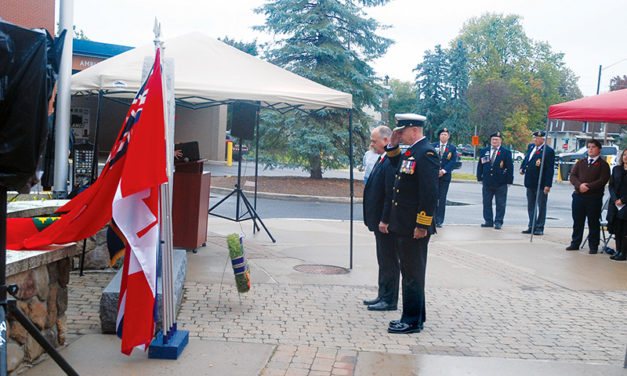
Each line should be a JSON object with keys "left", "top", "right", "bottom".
{"left": 520, "top": 143, "right": 555, "bottom": 189}
{"left": 385, "top": 139, "right": 439, "bottom": 235}
{"left": 363, "top": 155, "right": 395, "bottom": 232}
{"left": 432, "top": 142, "right": 457, "bottom": 183}
{"left": 477, "top": 146, "right": 514, "bottom": 186}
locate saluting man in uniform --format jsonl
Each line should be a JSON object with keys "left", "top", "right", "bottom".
{"left": 477, "top": 131, "right": 514, "bottom": 229}
{"left": 384, "top": 113, "right": 439, "bottom": 334}
{"left": 520, "top": 130, "right": 555, "bottom": 235}
{"left": 432, "top": 128, "right": 457, "bottom": 227}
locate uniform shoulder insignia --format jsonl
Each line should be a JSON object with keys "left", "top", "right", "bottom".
{"left": 426, "top": 151, "right": 435, "bottom": 156}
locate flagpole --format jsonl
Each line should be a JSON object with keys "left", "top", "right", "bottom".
{"left": 149, "top": 19, "right": 189, "bottom": 360}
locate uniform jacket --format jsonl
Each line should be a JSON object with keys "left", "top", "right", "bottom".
{"left": 432, "top": 142, "right": 457, "bottom": 183}
{"left": 477, "top": 146, "right": 514, "bottom": 186}
{"left": 362, "top": 155, "right": 395, "bottom": 232}
{"left": 385, "top": 138, "right": 439, "bottom": 236}
{"left": 520, "top": 143, "right": 555, "bottom": 189}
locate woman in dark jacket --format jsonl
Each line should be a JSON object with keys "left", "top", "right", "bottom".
{"left": 608, "top": 148, "right": 627, "bottom": 260}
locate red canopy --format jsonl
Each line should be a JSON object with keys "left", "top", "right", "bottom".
{"left": 548, "top": 88, "right": 627, "bottom": 124}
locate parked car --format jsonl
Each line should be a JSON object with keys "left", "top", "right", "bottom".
{"left": 458, "top": 144, "right": 475, "bottom": 156}
{"left": 225, "top": 130, "right": 250, "bottom": 160}
{"left": 555, "top": 145, "right": 619, "bottom": 168}
{"left": 512, "top": 150, "right": 525, "bottom": 162}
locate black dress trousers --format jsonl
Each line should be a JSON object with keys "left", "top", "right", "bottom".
{"left": 394, "top": 234, "right": 429, "bottom": 326}
{"left": 374, "top": 229, "right": 399, "bottom": 304}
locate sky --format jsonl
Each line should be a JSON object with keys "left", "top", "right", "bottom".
{"left": 62, "top": 0, "right": 627, "bottom": 97}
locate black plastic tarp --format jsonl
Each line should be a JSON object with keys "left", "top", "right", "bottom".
{"left": 0, "top": 21, "right": 63, "bottom": 191}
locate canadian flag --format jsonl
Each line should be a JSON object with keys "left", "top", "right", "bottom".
{"left": 113, "top": 48, "right": 167, "bottom": 355}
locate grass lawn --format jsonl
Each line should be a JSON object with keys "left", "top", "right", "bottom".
{"left": 451, "top": 172, "right": 477, "bottom": 181}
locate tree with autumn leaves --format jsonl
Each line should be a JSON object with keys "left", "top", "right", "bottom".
{"left": 412, "top": 13, "right": 582, "bottom": 150}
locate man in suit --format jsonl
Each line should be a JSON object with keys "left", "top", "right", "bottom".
{"left": 566, "top": 139, "right": 610, "bottom": 253}
{"left": 362, "top": 125, "right": 399, "bottom": 311}
{"left": 477, "top": 131, "right": 514, "bottom": 230}
{"left": 384, "top": 113, "right": 439, "bottom": 334}
{"left": 519, "top": 130, "right": 555, "bottom": 236}
{"left": 432, "top": 128, "right": 457, "bottom": 227}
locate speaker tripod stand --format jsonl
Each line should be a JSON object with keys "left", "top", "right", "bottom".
{"left": 209, "top": 138, "right": 275, "bottom": 243}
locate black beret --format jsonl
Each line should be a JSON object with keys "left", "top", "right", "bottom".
{"left": 489, "top": 131, "right": 503, "bottom": 139}
{"left": 532, "top": 130, "right": 546, "bottom": 137}
{"left": 437, "top": 128, "right": 450, "bottom": 136}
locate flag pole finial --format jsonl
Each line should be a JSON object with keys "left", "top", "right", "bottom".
{"left": 153, "top": 18, "right": 163, "bottom": 48}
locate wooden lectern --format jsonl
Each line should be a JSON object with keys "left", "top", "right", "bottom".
{"left": 172, "top": 159, "right": 210, "bottom": 252}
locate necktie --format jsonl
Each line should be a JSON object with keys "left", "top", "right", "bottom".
{"left": 588, "top": 158, "right": 593, "bottom": 165}
{"left": 439, "top": 144, "right": 444, "bottom": 158}
{"left": 491, "top": 148, "right": 497, "bottom": 163}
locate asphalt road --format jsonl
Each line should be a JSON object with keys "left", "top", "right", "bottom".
{"left": 206, "top": 159, "right": 582, "bottom": 228}
{"left": 209, "top": 180, "right": 581, "bottom": 228}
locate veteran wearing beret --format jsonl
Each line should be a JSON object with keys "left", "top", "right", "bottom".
{"left": 432, "top": 128, "right": 457, "bottom": 227}
{"left": 519, "top": 130, "right": 555, "bottom": 236}
{"left": 384, "top": 113, "right": 439, "bottom": 334}
{"left": 476, "top": 131, "right": 514, "bottom": 229}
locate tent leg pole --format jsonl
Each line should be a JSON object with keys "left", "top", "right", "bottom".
{"left": 349, "top": 109, "right": 354, "bottom": 270}
{"left": 254, "top": 103, "right": 260, "bottom": 211}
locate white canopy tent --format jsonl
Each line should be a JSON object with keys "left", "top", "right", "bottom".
{"left": 71, "top": 31, "right": 352, "bottom": 112}
{"left": 70, "top": 31, "right": 358, "bottom": 267}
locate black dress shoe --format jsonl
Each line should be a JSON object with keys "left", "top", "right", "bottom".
{"left": 389, "top": 320, "right": 423, "bottom": 330}
{"left": 565, "top": 245, "right": 579, "bottom": 251}
{"left": 388, "top": 321, "right": 422, "bottom": 334}
{"left": 368, "top": 301, "right": 397, "bottom": 311}
{"left": 363, "top": 297, "right": 380, "bottom": 306}
{"left": 494, "top": 224, "right": 502, "bottom": 230}
{"left": 589, "top": 248, "right": 598, "bottom": 254}
{"left": 533, "top": 230, "right": 543, "bottom": 236}
{"left": 480, "top": 223, "right": 493, "bottom": 228}
{"left": 611, "top": 251, "right": 626, "bottom": 260}
{"left": 436, "top": 224, "right": 442, "bottom": 228}
{"left": 521, "top": 228, "right": 532, "bottom": 234}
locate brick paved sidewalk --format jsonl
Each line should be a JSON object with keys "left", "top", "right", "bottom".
{"left": 65, "top": 224, "right": 627, "bottom": 376}
{"left": 67, "top": 274, "right": 626, "bottom": 375}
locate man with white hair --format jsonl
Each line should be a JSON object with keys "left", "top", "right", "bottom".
{"left": 362, "top": 125, "right": 400, "bottom": 311}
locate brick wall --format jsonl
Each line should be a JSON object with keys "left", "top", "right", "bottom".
{"left": 1, "top": 0, "right": 55, "bottom": 36}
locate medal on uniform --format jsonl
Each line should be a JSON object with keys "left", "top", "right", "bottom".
{"left": 447, "top": 152, "right": 452, "bottom": 160}
{"left": 500, "top": 161, "right": 504, "bottom": 168}
{"left": 535, "top": 159, "right": 541, "bottom": 167}
{"left": 481, "top": 156, "right": 490, "bottom": 164}
{"left": 401, "top": 159, "right": 416, "bottom": 175}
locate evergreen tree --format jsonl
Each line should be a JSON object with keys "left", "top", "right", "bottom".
{"left": 254, "top": 0, "right": 393, "bottom": 178}
{"left": 414, "top": 45, "right": 449, "bottom": 139}
{"left": 219, "top": 36, "right": 259, "bottom": 56}
{"left": 442, "top": 40, "right": 471, "bottom": 141}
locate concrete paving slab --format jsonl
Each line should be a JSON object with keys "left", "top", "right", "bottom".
{"left": 25, "top": 334, "right": 275, "bottom": 376}
{"left": 355, "top": 352, "right": 627, "bottom": 376}
{"left": 442, "top": 234, "right": 627, "bottom": 291}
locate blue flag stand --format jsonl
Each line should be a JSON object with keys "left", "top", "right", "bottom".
{"left": 147, "top": 20, "right": 189, "bottom": 359}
